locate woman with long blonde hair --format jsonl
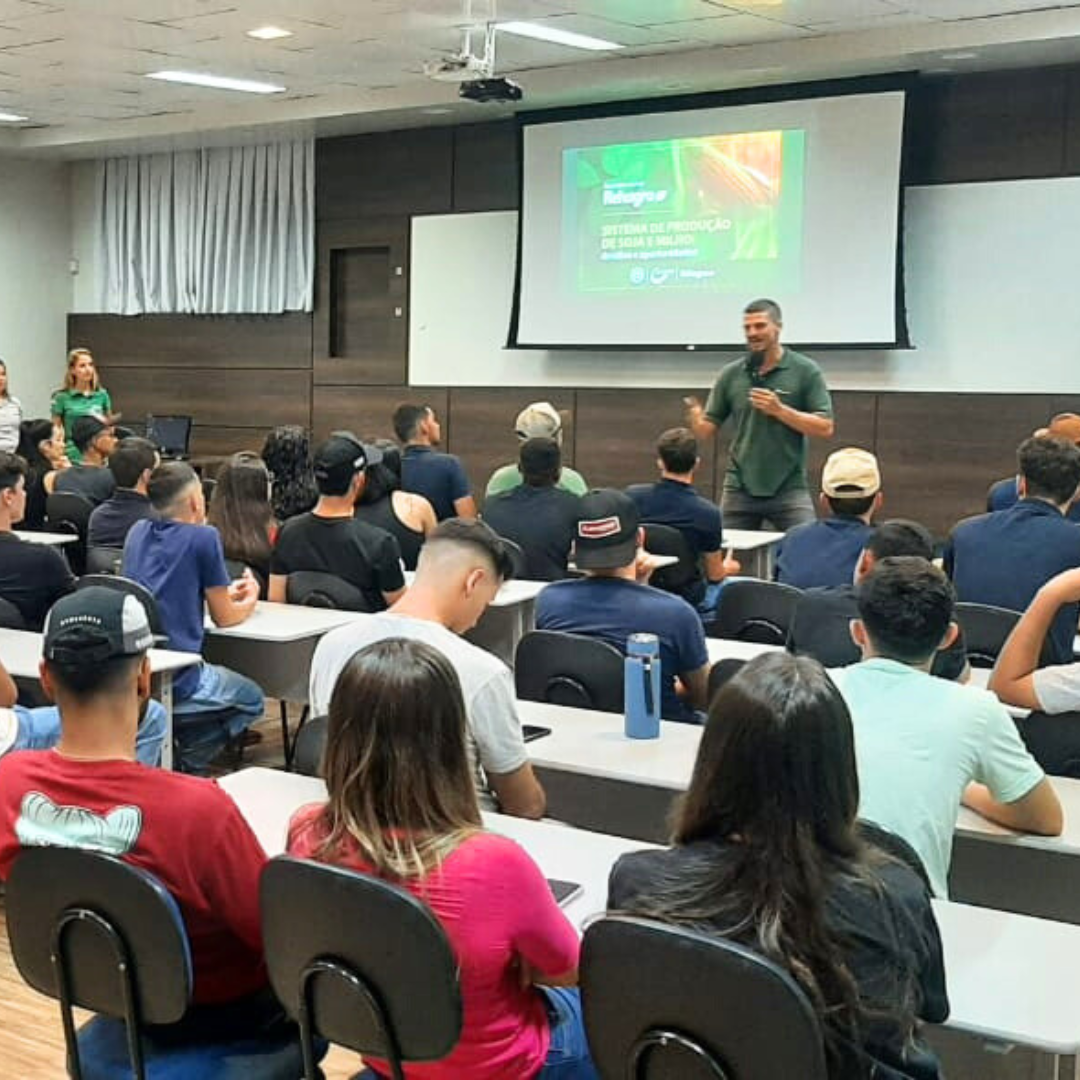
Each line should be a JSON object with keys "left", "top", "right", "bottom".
{"left": 51, "top": 347, "right": 114, "bottom": 463}
{"left": 287, "top": 638, "right": 597, "bottom": 1080}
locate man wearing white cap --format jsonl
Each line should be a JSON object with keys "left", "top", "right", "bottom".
{"left": 775, "top": 447, "right": 883, "bottom": 589}
{"left": 485, "top": 401, "right": 588, "bottom": 498}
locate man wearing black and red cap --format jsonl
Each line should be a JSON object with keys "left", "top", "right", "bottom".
{"left": 536, "top": 489, "right": 710, "bottom": 722}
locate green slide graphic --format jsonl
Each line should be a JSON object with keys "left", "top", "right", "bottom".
{"left": 561, "top": 129, "right": 805, "bottom": 296}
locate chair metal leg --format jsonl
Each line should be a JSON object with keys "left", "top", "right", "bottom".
{"left": 280, "top": 700, "right": 291, "bottom": 765}
{"left": 284, "top": 704, "right": 310, "bottom": 770}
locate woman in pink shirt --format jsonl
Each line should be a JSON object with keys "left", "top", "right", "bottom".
{"left": 287, "top": 637, "right": 597, "bottom": 1079}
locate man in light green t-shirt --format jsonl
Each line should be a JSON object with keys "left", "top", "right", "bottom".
{"left": 831, "top": 556, "right": 1061, "bottom": 897}
{"left": 685, "top": 299, "right": 834, "bottom": 531}
{"left": 485, "top": 401, "right": 587, "bottom": 499}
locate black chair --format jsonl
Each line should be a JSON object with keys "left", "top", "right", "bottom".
{"left": 1015, "top": 710, "right": 1080, "bottom": 778}
{"left": 582, "top": 915, "right": 827, "bottom": 1080}
{"left": 261, "top": 856, "right": 463, "bottom": 1080}
{"left": 515, "top": 630, "right": 625, "bottom": 713}
{"left": 292, "top": 715, "right": 328, "bottom": 777}
{"left": 46, "top": 491, "right": 94, "bottom": 576}
{"left": 85, "top": 545, "right": 123, "bottom": 575}
{"left": 642, "top": 522, "right": 703, "bottom": 605}
{"left": 287, "top": 571, "right": 373, "bottom": 612}
{"left": 954, "top": 601, "right": 1056, "bottom": 669}
{"left": 706, "top": 658, "right": 745, "bottom": 704}
{"left": 0, "top": 595, "right": 26, "bottom": 629}
{"left": 75, "top": 574, "right": 165, "bottom": 639}
{"left": 499, "top": 536, "right": 528, "bottom": 580}
{"left": 711, "top": 579, "right": 802, "bottom": 645}
{"left": 6, "top": 847, "right": 302, "bottom": 1080}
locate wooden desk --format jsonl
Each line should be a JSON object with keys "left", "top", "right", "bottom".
{"left": 0, "top": 627, "right": 199, "bottom": 770}
{"left": 218, "top": 767, "right": 1080, "bottom": 1074}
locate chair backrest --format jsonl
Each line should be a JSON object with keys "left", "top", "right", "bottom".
{"left": 713, "top": 580, "right": 802, "bottom": 645}
{"left": 292, "top": 715, "right": 328, "bottom": 777}
{"left": 582, "top": 916, "right": 827, "bottom": 1080}
{"left": 515, "top": 630, "right": 625, "bottom": 713}
{"left": 46, "top": 491, "right": 94, "bottom": 575}
{"left": 261, "top": 857, "right": 462, "bottom": 1071}
{"left": 86, "top": 545, "right": 124, "bottom": 575}
{"left": 287, "top": 571, "right": 373, "bottom": 612}
{"left": 499, "top": 536, "right": 528, "bottom": 580}
{"left": 707, "top": 658, "right": 745, "bottom": 705}
{"left": 76, "top": 573, "right": 165, "bottom": 638}
{"left": 641, "top": 523, "right": 703, "bottom": 602}
{"left": 0, "top": 595, "right": 26, "bottom": 629}
{"left": 6, "top": 847, "right": 192, "bottom": 1025}
{"left": 954, "top": 601, "right": 1055, "bottom": 669}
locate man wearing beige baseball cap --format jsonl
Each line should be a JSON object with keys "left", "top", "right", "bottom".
{"left": 988, "top": 413, "right": 1080, "bottom": 522}
{"left": 484, "top": 401, "right": 588, "bottom": 499}
{"left": 775, "top": 447, "right": 883, "bottom": 589}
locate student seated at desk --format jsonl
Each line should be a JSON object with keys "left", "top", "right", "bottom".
{"left": 87, "top": 435, "right": 157, "bottom": 549}
{"left": 832, "top": 557, "right": 1062, "bottom": 897}
{"left": 50, "top": 414, "right": 117, "bottom": 506}
{"left": 608, "top": 652, "right": 948, "bottom": 1080}
{"left": 536, "top": 489, "right": 710, "bottom": 723}
{"left": 207, "top": 452, "right": 276, "bottom": 594}
{"left": 0, "top": 451, "right": 74, "bottom": 630}
{"left": 123, "top": 462, "right": 264, "bottom": 774}
{"left": 268, "top": 433, "right": 406, "bottom": 611}
{"left": 310, "top": 518, "right": 546, "bottom": 819}
{"left": 290, "top": 638, "right": 595, "bottom": 1080}
{"left": 0, "top": 587, "right": 311, "bottom": 1067}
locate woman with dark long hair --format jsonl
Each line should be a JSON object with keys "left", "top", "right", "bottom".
{"left": 608, "top": 652, "right": 948, "bottom": 1079}
{"left": 16, "top": 418, "right": 68, "bottom": 530}
{"left": 261, "top": 425, "right": 318, "bottom": 522}
{"left": 207, "top": 452, "right": 276, "bottom": 591}
{"left": 288, "top": 638, "right": 597, "bottom": 1080}
{"left": 354, "top": 439, "right": 436, "bottom": 570}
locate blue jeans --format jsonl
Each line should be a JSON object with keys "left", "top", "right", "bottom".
{"left": 173, "top": 662, "right": 264, "bottom": 774}
{"left": 721, "top": 487, "right": 816, "bottom": 531}
{"left": 12, "top": 700, "right": 168, "bottom": 766}
{"left": 535, "top": 987, "right": 598, "bottom": 1080}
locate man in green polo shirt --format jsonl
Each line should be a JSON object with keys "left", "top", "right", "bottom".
{"left": 685, "top": 299, "right": 834, "bottom": 530}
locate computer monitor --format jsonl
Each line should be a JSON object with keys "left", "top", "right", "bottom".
{"left": 146, "top": 415, "right": 192, "bottom": 459}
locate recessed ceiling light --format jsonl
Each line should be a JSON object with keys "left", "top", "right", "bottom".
{"left": 247, "top": 25, "right": 293, "bottom": 41}
{"left": 496, "top": 21, "right": 624, "bottom": 51}
{"left": 0, "top": 111, "right": 27, "bottom": 122}
{"left": 939, "top": 51, "right": 978, "bottom": 61}
{"left": 422, "top": 107, "right": 454, "bottom": 115}
{"left": 146, "top": 70, "right": 286, "bottom": 94}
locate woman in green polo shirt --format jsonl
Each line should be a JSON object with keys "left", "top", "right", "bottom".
{"left": 51, "top": 348, "right": 114, "bottom": 463}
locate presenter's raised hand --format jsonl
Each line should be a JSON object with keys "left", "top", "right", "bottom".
{"left": 683, "top": 395, "right": 704, "bottom": 423}
{"left": 748, "top": 387, "right": 784, "bottom": 418}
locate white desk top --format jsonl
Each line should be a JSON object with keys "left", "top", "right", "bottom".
{"left": 204, "top": 601, "right": 361, "bottom": 643}
{"left": 12, "top": 530, "right": 78, "bottom": 546}
{"left": 706, "top": 638, "right": 783, "bottom": 665}
{"left": 218, "top": 766, "right": 1080, "bottom": 1056}
{"left": 403, "top": 573, "right": 546, "bottom": 609}
{"left": 0, "top": 627, "right": 199, "bottom": 678}
{"left": 721, "top": 529, "right": 785, "bottom": 551}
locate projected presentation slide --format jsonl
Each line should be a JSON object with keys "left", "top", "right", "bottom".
{"left": 564, "top": 129, "right": 805, "bottom": 297}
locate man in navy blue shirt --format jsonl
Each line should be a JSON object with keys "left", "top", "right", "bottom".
{"left": 536, "top": 489, "right": 710, "bottom": 723}
{"left": 987, "top": 413, "right": 1080, "bottom": 523}
{"left": 625, "top": 427, "right": 738, "bottom": 616}
{"left": 775, "top": 447, "right": 882, "bottom": 589}
{"left": 88, "top": 436, "right": 158, "bottom": 549}
{"left": 394, "top": 402, "right": 476, "bottom": 521}
{"left": 945, "top": 435, "right": 1080, "bottom": 665}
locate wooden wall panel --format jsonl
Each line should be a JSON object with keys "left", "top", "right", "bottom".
{"left": 316, "top": 129, "right": 454, "bottom": 220}
{"left": 453, "top": 122, "right": 520, "bottom": 213}
{"left": 96, "top": 366, "right": 311, "bottom": 431}
{"left": 574, "top": 389, "right": 718, "bottom": 496}
{"left": 68, "top": 313, "right": 312, "bottom": 369}
{"left": 874, "top": 392, "right": 1053, "bottom": 537}
{"left": 446, "top": 388, "right": 577, "bottom": 505}
{"left": 312, "top": 385, "right": 449, "bottom": 446}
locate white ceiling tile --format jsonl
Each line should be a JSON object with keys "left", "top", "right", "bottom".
{"left": 659, "top": 13, "right": 815, "bottom": 44}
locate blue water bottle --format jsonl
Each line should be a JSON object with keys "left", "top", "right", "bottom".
{"left": 624, "top": 633, "right": 661, "bottom": 739}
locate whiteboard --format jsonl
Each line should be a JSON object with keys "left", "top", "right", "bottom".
{"left": 409, "top": 178, "right": 1080, "bottom": 393}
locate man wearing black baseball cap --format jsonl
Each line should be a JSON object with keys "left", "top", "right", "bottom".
{"left": 53, "top": 413, "right": 117, "bottom": 505}
{"left": 269, "top": 431, "right": 407, "bottom": 610}
{"left": 0, "top": 586, "right": 309, "bottom": 1063}
{"left": 536, "top": 489, "right": 711, "bottom": 722}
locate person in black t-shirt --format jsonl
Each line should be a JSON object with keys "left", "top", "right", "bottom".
{"left": 52, "top": 414, "right": 117, "bottom": 506}
{"left": 608, "top": 651, "right": 947, "bottom": 1080}
{"left": 787, "top": 519, "right": 970, "bottom": 682}
{"left": 481, "top": 438, "right": 580, "bottom": 581}
{"left": 0, "top": 452, "right": 74, "bottom": 629}
{"left": 268, "top": 432, "right": 406, "bottom": 612}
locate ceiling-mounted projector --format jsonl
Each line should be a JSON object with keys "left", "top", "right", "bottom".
{"left": 423, "top": 53, "right": 490, "bottom": 82}
{"left": 459, "top": 76, "right": 522, "bottom": 103}
{"left": 424, "top": 4, "right": 523, "bottom": 104}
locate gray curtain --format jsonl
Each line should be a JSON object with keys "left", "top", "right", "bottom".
{"left": 95, "top": 139, "right": 314, "bottom": 314}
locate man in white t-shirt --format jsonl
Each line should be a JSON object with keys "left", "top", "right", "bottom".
{"left": 309, "top": 518, "right": 546, "bottom": 819}
{"left": 831, "top": 555, "right": 1062, "bottom": 896}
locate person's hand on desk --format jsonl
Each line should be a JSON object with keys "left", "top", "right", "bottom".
{"left": 228, "top": 568, "right": 259, "bottom": 604}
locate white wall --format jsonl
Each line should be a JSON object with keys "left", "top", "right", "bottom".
{"left": 70, "top": 160, "right": 98, "bottom": 315}
{"left": 0, "top": 155, "right": 73, "bottom": 416}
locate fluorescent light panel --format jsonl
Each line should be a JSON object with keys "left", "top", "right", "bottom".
{"left": 0, "top": 111, "right": 27, "bottom": 122}
{"left": 496, "top": 20, "right": 624, "bottom": 51}
{"left": 146, "top": 70, "right": 285, "bottom": 94}
{"left": 247, "top": 25, "right": 293, "bottom": 40}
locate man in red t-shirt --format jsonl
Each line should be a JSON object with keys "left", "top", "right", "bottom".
{"left": 0, "top": 587, "right": 290, "bottom": 1039}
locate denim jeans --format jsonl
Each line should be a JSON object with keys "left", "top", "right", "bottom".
{"left": 721, "top": 487, "right": 816, "bottom": 531}
{"left": 12, "top": 699, "right": 169, "bottom": 766}
{"left": 535, "top": 987, "right": 599, "bottom": 1080}
{"left": 173, "top": 662, "right": 265, "bottom": 774}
